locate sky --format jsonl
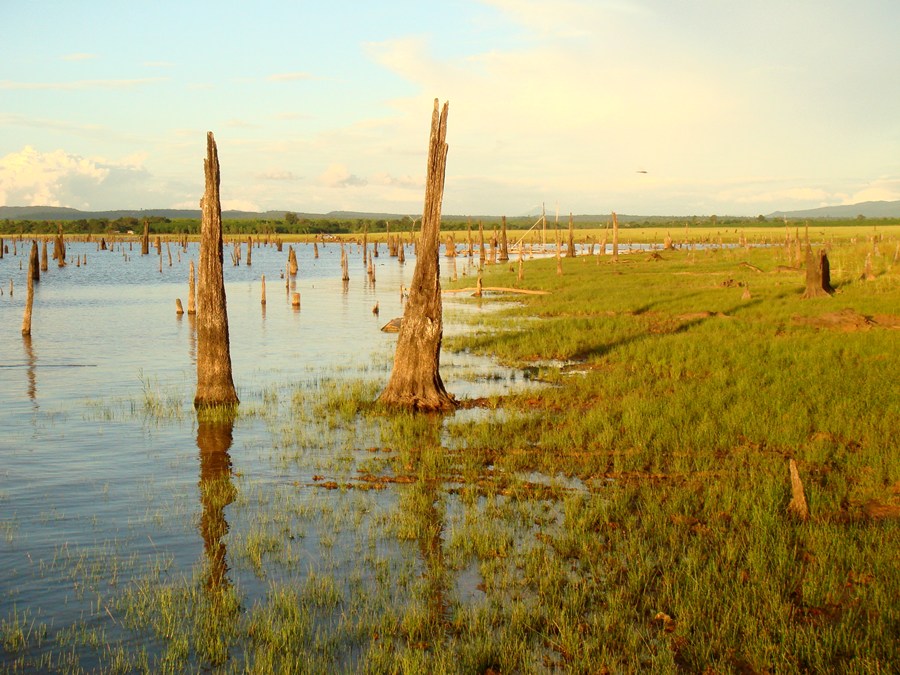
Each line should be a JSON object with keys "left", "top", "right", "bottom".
{"left": 1, "top": 0, "right": 899, "bottom": 217}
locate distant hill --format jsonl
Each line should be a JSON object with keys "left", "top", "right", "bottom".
{"left": 769, "top": 200, "right": 900, "bottom": 219}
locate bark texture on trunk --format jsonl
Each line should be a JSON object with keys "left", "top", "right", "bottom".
{"left": 21, "top": 241, "right": 38, "bottom": 336}
{"left": 498, "top": 216, "right": 509, "bottom": 262}
{"left": 378, "top": 100, "right": 456, "bottom": 412}
{"left": 801, "top": 245, "right": 834, "bottom": 299}
{"left": 194, "top": 132, "right": 239, "bottom": 409}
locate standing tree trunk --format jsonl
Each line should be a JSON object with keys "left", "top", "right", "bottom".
{"left": 378, "top": 100, "right": 456, "bottom": 412}
{"left": 194, "top": 132, "right": 239, "bottom": 409}
{"left": 22, "top": 241, "right": 38, "bottom": 336}
{"left": 498, "top": 216, "right": 509, "bottom": 262}
{"left": 611, "top": 212, "right": 620, "bottom": 262}
{"left": 40, "top": 240, "right": 48, "bottom": 271}
{"left": 187, "top": 259, "right": 197, "bottom": 314}
{"left": 141, "top": 221, "right": 150, "bottom": 256}
{"left": 566, "top": 213, "right": 576, "bottom": 258}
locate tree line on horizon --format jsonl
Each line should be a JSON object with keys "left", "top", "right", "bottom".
{"left": 1, "top": 213, "right": 896, "bottom": 236}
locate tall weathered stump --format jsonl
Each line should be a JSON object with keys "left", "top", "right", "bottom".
{"left": 194, "top": 132, "right": 239, "bottom": 409}
{"left": 378, "top": 100, "right": 456, "bottom": 412}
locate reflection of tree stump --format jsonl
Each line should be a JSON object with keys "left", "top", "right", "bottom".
{"left": 197, "top": 416, "right": 237, "bottom": 591}
{"left": 194, "top": 132, "right": 239, "bottom": 409}
{"left": 379, "top": 100, "right": 456, "bottom": 412}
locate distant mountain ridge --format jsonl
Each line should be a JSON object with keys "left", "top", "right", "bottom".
{"left": 3, "top": 199, "right": 900, "bottom": 222}
{"left": 768, "top": 200, "right": 900, "bottom": 219}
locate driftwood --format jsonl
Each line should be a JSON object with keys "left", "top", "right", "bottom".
{"left": 739, "top": 261, "right": 763, "bottom": 273}
{"left": 194, "top": 132, "right": 239, "bottom": 410}
{"left": 378, "top": 100, "right": 456, "bottom": 412}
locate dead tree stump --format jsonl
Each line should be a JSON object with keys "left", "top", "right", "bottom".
{"left": 787, "top": 459, "right": 809, "bottom": 521}
{"left": 21, "top": 241, "right": 38, "bottom": 336}
{"left": 188, "top": 260, "right": 197, "bottom": 314}
{"left": 567, "top": 213, "right": 576, "bottom": 258}
{"left": 612, "top": 212, "right": 620, "bottom": 262}
{"left": 141, "top": 221, "right": 150, "bottom": 256}
{"left": 194, "top": 132, "right": 239, "bottom": 410}
{"left": 378, "top": 100, "right": 456, "bottom": 412}
{"left": 499, "top": 216, "right": 510, "bottom": 262}
{"left": 801, "top": 245, "right": 834, "bottom": 298}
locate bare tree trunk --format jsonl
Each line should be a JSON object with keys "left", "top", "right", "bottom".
{"left": 141, "top": 221, "right": 150, "bottom": 256}
{"left": 478, "top": 220, "right": 486, "bottom": 267}
{"left": 379, "top": 100, "right": 456, "bottom": 412}
{"left": 801, "top": 231, "right": 834, "bottom": 299}
{"left": 566, "top": 213, "right": 576, "bottom": 258}
{"left": 499, "top": 216, "right": 509, "bottom": 262}
{"left": 194, "top": 132, "right": 239, "bottom": 410}
{"left": 21, "top": 241, "right": 38, "bottom": 336}
{"left": 40, "top": 240, "right": 48, "bottom": 271}
{"left": 612, "top": 212, "right": 620, "bottom": 262}
{"left": 188, "top": 259, "right": 197, "bottom": 314}
{"left": 30, "top": 240, "right": 40, "bottom": 282}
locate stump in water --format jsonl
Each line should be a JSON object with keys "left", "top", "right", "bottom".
{"left": 246, "top": 237, "right": 252, "bottom": 266}
{"left": 176, "top": 298, "right": 185, "bottom": 315}
{"left": 141, "top": 221, "right": 150, "bottom": 256}
{"left": 261, "top": 274, "right": 267, "bottom": 305}
{"left": 378, "top": 99, "right": 456, "bottom": 412}
{"left": 21, "top": 241, "right": 38, "bottom": 336}
{"left": 188, "top": 260, "right": 197, "bottom": 314}
{"left": 40, "top": 240, "right": 48, "bottom": 272}
{"left": 30, "top": 241, "right": 40, "bottom": 283}
{"left": 194, "top": 132, "right": 239, "bottom": 410}
{"left": 288, "top": 246, "right": 298, "bottom": 276}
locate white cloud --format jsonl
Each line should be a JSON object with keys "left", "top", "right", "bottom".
{"left": 319, "top": 163, "right": 367, "bottom": 188}
{"left": 0, "top": 147, "right": 108, "bottom": 207}
{"left": 0, "top": 146, "right": 167, "bottom": 210}
{"left": 843, "top": 177, "right": 900, "bottom": 204}
{"left": 221, "top": 199, "right": 261, "bottom": 212}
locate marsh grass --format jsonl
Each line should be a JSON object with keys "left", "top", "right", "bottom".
{"left": 4, "top": 238, "right": 897, "bottom": 672}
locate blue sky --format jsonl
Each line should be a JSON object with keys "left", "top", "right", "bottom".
{"left": 2, "top": 0, "right": 899, "bottom": 216}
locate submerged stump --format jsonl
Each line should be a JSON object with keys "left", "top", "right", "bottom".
{"left": 194, "top": 132, "right": 239, "bottom": 410}
{"left": 378, "top": 99, "right": 456, "bottom": 412}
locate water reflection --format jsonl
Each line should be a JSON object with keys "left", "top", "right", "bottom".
{"left": 187, "top": 313, "right": 197, "bottom": 367}
{"left": 23, "top": 334, "right": 37, "bottom": 408}
{"left": 197, "top": 414, "right": 237, "bottom": 591}
{"left": 395, "top": 417, "right": 451, "bottom": 635}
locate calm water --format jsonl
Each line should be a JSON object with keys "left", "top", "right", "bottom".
{"left": 0, "top": 237, "right": 527, "bottom": 669}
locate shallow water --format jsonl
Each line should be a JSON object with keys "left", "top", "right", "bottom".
{"left": 0, "top": 237, "right": 532, "bottom": 669}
